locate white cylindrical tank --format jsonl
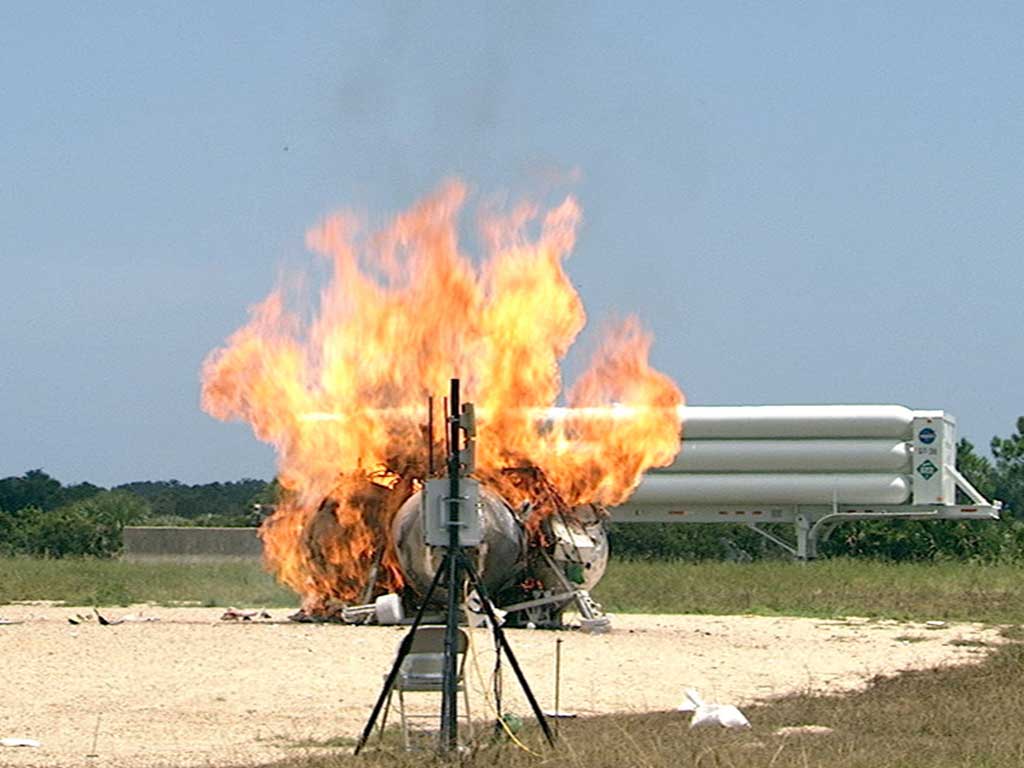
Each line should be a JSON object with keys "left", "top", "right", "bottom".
{"left": 655, "top": 439, "right": 911, "bottom": 474}
{"left": 391, "top": 487, "right": 526, "bottom": 601}
{"left": 678, "top": 405, "right": 915, "bottom": 440}
{"left": 627, "top": 473, "right": 912, "bottom": 506}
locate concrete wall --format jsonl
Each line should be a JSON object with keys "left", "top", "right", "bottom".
{"left": 123, "top": 526, "right": 263, "bottom": 560}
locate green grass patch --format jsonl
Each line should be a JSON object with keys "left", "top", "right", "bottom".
{"left": 0, "top": 556, "right": 297, "bottom": 607}
{"left": 1001, "top": 625, "right": 1024, "bottom": 641}
{"left": 946, "top": 638, "right": 989, "bottom": 648}
{"left": 592, "top": 558, "right": 1024, "bottom": 623}
{"left": 3, "top": 556, "right": 1023, "bottom": 624}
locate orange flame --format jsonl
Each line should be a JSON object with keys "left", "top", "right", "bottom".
{"left": 201, "top": 180, "right": 683, "bottom": 607}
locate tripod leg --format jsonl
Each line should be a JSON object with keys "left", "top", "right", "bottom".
{"left": 354, "top": 551, "right": 450, "bottom": 755}
{"left": 378, "top": 689, "right": 392, "bottom": 743}
{"left": 460, "top": 555, "right": 556, "bottom": 747}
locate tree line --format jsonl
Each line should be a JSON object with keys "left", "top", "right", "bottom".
{"left": 2, "top": 416, "right": 1023, "bottom": 561}
{"left": 0, "top": 471, "right": 274, "bottom": 557}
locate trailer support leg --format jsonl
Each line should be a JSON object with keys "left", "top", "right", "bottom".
{"left": 795, "top": 513, "right": 817, "bottom": 560}
{"left": 746, "top": 523, "right": 798, "bottom": 558}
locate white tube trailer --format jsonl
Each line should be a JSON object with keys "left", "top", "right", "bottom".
{"left": 610, "top": 405, "right": 1001, "bottom": 559}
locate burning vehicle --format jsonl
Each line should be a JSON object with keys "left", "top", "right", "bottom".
{"left": 201, "top": 181, "right": 683, "bottom": 626}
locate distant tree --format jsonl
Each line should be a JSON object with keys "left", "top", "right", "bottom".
{"left": 113, "top": 478, "right": 270, "bottom": 525}
{"left": 0, "top": 505, "right": 37, "bottom": 554}
{"left": 956, "top": 439, "right": 996, "bottom": 503}
{"left": 992, "top": 417, "right": 1024, "bottom": 518}
{"left": 0, "top": 469, "right": 64, "bottom": 511}
{"left": 0, "top": 470, "right": 103, "bottom": 513}
{"left": 61, "top": 481, "right": 104, "bottom": 505}
{"left": 251, "top": 477, "right": 282, "bottom": 507}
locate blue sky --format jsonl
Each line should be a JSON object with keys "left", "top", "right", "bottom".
{"left": 1, "top": 3, "right": 1021, "bottom": 486}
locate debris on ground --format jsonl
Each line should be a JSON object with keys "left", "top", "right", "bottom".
{"left": 343, "top": 593, "right": 404, "bottom": 625}
{"left": 579, "top": 616, "right": 612, "bottom": 634}
{"left": 118, "top": 613, "right": 161, "bottom": 623}
{"left": 681, "top": 688, "right": 751, "bottom": 729}
{"left": 95, "top": 608, "right": 123, "bottom": 626}
{"left": 774, "top": 725, "right": 835, "bottom": 737}
{"left": 69, "top": 609, "right": 162, "bottom": 626}
{"left": 287, "top": 594, "right": 404, "bottom": 625}
{"left": 677, "top": 694, "right": 697, "bottom": 712}
{"left": 925, "top": 620, "right": 948, "bottom": 630}
{"left": 0, "top": 618, "right": 24, "bottom": 625}
{"left": 221, "top": 608, "right": 272, "bottom": 622}
{"left": 1, "top": 737, "right": 41, "bottom": 748}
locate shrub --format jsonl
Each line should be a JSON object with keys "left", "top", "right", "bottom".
{"left": 608, "top": 517, "right": 1024, "bottom": 563}
{"left": 608, "top": 522, "right": 789, "bottom": 561}
{"left": 2, "top": 491, "right": 147, "bottom": 558}
{"left": 0, "top": 506, "right": 37, "bottom": 554}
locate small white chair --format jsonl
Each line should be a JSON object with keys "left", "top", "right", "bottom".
{"left": 381, "top": 626, "right": 474, "bottom": 750}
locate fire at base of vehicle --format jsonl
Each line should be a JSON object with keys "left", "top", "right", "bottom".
{"left": 292, "top": 469, "right": 610, "bottom": 630}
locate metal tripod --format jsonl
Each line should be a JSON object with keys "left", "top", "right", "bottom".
{"left": 353, "top": 546, "right": 555, "bottom": 753}
{"left": 354, "top": 379, "right": 554, "bottom": 755}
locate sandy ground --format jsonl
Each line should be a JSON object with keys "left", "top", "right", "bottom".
{"left": 0, "top": 604, "right": 1003, "bottom": 768}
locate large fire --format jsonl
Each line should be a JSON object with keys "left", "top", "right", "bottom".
{"left": 201, "top": 180, "right": 683, "bottom": 610}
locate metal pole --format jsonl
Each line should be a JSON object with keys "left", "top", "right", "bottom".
{"left": 554, "top": 638, "right": 562, "bottom": 735}
{"left": 441, "top": 378, "right": 462, "bottom": 752}
{"left": 427, "top": 395, "right": 435, "bottom": 476}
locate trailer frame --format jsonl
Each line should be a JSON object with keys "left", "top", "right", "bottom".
{"left": 610, "top": 463, "right": 1001, "bottom": 559}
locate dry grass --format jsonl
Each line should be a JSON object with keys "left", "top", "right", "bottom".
{"left": 269, "top": 636, "right": 1024, "bottom": 768}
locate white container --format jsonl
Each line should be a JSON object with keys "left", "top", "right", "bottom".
{"left": 627, "top": 472, "right": 912, "bottom": 506}
{"left": 374, "top": 593, "right": 405, "bottom": 625}
{"left": 655, "top": 439, "right": 911, "bottom": 474}
{"left": 678, "top": 405, "right": 915, "bottom": 440}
